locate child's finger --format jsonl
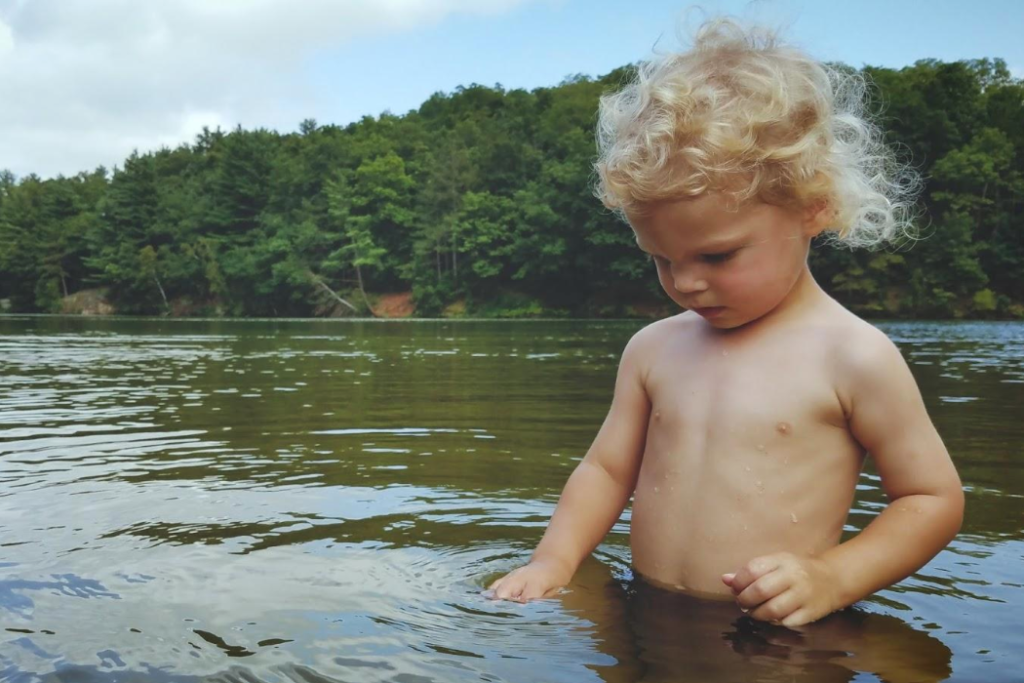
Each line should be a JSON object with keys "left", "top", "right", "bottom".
{"left": 517, "top": 580, "right": 545, "bottom": 602}
{"left": 489, "top": 575, "right": 524, "bottom": 600}
{"left": 513, "top": 580, "right": 558, "bottom": 602}
{"left": 748, "top": 588, "right": 799, "bottom": 623}
{"left": 780, "top": 608, "right": 814, "bottom": 628}
{"left": 735, "top": 569, "right": 788, "bottom": 611}
{"left": 729, "top": 554, "right": 784, "bottom": 594}
{"left": 721, "top": 573, "right": 736, "bottom": 587}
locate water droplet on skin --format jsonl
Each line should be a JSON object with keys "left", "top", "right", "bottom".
{"left": 776, "top": 421, "right": 791, "bottom": 435}
{"left": 791, "top": 512, "right": 799, "bottom": 524}
{"left": 744, "top": 466, "right": 751, "bottom": 472}
{"left": 757, "top": 444, "right": 765, "bottom": 452}
{"left": 654, "top": 486, "right": 660, "bottom": 494}
{"left": 654, "top": 411, "right": 661, "bottom": 420}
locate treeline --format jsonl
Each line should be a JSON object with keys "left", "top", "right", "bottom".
{"left": 0, "top": 58, "right": 1021, "bottom": 318}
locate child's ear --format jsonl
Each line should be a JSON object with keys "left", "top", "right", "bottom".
{"left": 802, "top": 199, "right": 832, "bottom": 237}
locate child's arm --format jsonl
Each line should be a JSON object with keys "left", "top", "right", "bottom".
{"left": 724, "top": 328, "right": 964, "bottom": 626}
{"left": 487, "top": 328, "right": 653, "bottom": 602}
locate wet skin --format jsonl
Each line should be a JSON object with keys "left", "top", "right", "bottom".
{"left": 629, "top": 308, "right": 864, "bottom": 597}
{"left": 490, "top": 194, "right": 962, "bottom": 627}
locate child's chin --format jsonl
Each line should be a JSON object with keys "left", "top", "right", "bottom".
{"left": 687, "top": 308, "right": 746, "bottom": 328}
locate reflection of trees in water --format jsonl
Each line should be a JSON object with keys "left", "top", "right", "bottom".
{"left": 562, "top": 557, "right": 952, "bottom": 683}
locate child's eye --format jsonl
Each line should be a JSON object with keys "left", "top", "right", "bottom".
{"left": 700, "top": 250, "right": 737, "bottom": 264}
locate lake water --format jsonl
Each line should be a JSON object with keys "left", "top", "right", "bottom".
{"left": 1, "top": 316, "right": 1021, "bottom": 683}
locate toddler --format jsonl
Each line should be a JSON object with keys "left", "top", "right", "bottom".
{"left": 488, "top": 17, "right": 964, "bottom": 627}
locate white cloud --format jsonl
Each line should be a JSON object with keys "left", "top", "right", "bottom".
{"left": 0, "top": 16, "right": 12, "bottom": 55}
{"left": 0, "top": 0, "right": 535, "bottom": 178}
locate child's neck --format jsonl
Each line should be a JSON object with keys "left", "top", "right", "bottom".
{"left": 730, "top": 264, "right": 829, "bottom": 334}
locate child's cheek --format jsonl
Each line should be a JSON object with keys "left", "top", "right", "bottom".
{"left": 722, "top": 265, "right": 762, "bottom": 297}
{"left": 724, "top": 263, "right": 779, "bottom": 308}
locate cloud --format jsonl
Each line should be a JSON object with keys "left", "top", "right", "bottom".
{"left": 0, "top": 0, "right": 535, "bottom": 178}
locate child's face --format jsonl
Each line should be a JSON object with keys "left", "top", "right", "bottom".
{"left": 627, "top": 194, "right": 821, "bottom": 329}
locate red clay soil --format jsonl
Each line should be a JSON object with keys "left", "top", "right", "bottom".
{"left": 374, "top": 292, "right": 415, "bottom": 318}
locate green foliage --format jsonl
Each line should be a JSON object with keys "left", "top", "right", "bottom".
{"left": 1, "top": 57, "right": 1022, "bottom": 318}
{"left": 973, "top": 288, "right": 998, "bottom": 314}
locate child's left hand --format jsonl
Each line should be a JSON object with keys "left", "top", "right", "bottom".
{"left": 722, "top": 552, "right": 842, "bottom": 627}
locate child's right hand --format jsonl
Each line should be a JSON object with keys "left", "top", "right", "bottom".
{"left": 485, "top": 558, "right": 571, "bottom": 602}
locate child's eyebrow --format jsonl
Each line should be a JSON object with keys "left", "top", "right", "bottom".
{"left": 694, "top": 237, "right": 746, "bottom": 251}
{"left": 634, "top": 234, "right": 760, "bottom": 257}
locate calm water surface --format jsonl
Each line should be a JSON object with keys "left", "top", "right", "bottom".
{"left": 0, "top": 316, "right": 1021, "bottom": 683}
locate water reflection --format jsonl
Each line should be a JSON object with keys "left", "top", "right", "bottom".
{"left": 0, "top": 317, "right": 1021, "bottom": 681}
{"left": 549, "top": 559, "right": 953, "bottom": 683}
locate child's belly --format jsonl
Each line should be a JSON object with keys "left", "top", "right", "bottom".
{"left": 628, "top": 420, "right": 863, "bottom": 596}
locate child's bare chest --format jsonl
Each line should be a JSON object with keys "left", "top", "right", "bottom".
{"left": 640, "top": 335, "right": 856, "bottom": 482}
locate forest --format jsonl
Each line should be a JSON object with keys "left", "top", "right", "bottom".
{"left": 1, "top": 57, "right": 1021, "bottom": 319}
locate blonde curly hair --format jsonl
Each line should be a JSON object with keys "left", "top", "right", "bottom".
{"left": 594, "top": 18, "right": 920, "bottom": 248}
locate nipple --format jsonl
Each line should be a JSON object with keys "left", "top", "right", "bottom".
{"left": 776, "top": 421, "right": 792, "bottom": 435}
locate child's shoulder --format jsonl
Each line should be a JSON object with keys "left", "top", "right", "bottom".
{"left": 818, "top": 304, "right": 911, "bottom": 399}
{"left": 821, "top": 304, "right": 902, "bottom": 365}
{"left": 626, "top": 311, "right": 703, "bottom": 348}
{"left": 619, "top": 312, "right": 704, "bottom": 372}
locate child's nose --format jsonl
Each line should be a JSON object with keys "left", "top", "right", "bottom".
{"left": 672, "top": 265, "right": 709, "bottom": 294}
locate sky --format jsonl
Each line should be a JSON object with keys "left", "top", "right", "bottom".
{"left": 2, "top": 0, "right": 1022, "bottom": 179}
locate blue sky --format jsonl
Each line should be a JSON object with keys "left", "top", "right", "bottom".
{"left": 1, "top": 0, "right": 1021, "bottom": 178}
{"left": 313, "top": 0, "right": 1024, "bottom": 125}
